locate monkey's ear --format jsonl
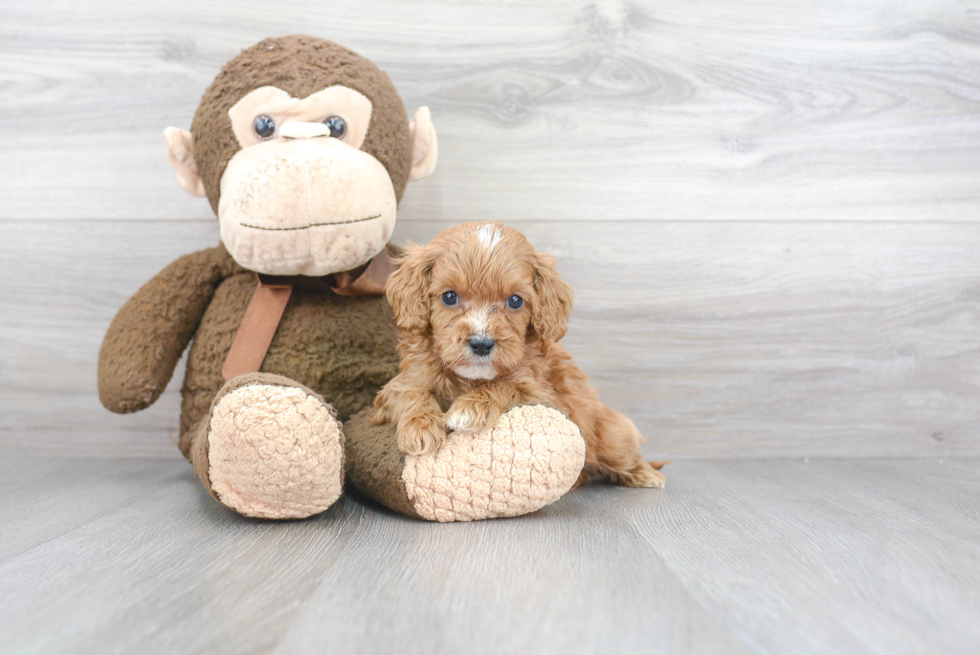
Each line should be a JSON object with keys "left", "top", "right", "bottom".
{"left": 407, "top": 107, "right": 438, "bottom": 182}
{"left": 531, "top": 253, "right": 574, "bottom": 342}
{"left": 386, "top": 242, "right": 438, "bottom": 334}
{"left": 163, "top": 127, "right": 206, "bottom": 197}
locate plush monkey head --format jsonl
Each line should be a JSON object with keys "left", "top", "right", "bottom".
{"left": 164, "top": 35, "right": 437, "bottom": 276}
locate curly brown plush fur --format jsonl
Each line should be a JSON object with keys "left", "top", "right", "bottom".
{"left": 98, "top": 243, "right": 402, "bottom": 453}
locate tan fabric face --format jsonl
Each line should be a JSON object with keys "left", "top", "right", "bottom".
{"left": 217, "top": 137, "right": 397, "bottom": 276}
{"left": 228, "top": 85, "right": 372, "bottom": 151}
{"left": 218, "top": 83, "right": 392, "bottom": 276}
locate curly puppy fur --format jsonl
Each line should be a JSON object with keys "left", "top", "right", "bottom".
{"left": 371, "top": 221, "right": 665, "bottom": 488}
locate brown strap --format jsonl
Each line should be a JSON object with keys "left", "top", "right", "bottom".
{"left": 332, "top": 248, "right": 396, "bottom": 296}
{"left": 220, "top": 251, "right": 396, "bottom": 381}
{"left": 221, "top": 275, "right": 294, "bottom": 381}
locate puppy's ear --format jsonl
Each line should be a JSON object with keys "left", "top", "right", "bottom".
{"left": 387, "top": 242, "right": 438, "bottom": 333}
{"left": 531, "top": 252, "right": 574, "bottom": 341}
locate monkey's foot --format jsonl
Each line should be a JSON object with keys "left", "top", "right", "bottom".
{"left": 206, "top": 375, "right": 344, "bottom": 519}
{"left": 345, "top": 405, "right": 585, "bottom": 522}
{"left": 404, "top": 405, "right": 585, "bottom": 521}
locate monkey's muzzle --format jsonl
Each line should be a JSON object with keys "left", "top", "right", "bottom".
{"left": 217, "top": 139, "right": 397, "bottom": 277}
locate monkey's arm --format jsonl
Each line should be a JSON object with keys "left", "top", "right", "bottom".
{"left": 98, "top": 245, "right": 240, "bottom": 414}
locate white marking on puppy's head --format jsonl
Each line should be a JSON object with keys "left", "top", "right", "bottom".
{"left": 476, "top": 223, "right": 504, "bottom": 251}
{"left": 453, "top": 363, "right": 497, "bottom": 380}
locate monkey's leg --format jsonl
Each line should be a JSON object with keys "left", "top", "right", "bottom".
{"left": 186, "top": 372, "right": 345, "bottom": 519}
{"left": 345, "top": 405, "right": 586, "bottom": 522}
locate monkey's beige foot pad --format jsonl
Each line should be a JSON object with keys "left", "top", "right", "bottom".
{"left": 208, "top": 383, "right": 344, "bottom": 519}
{"left": 403, "top": 405, "right": 586, "bottom": 522}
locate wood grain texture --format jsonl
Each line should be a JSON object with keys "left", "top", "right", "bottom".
{"left": 0, "top": 457, "right": 184, "bottom": 561}
{"left": 618, "top": 458, "right": 980, "bottom": 655}
{"left": 1, "top": 219, "right": 977, "bottom": 459}
{"left": 1, "top": 0, "right": 979, "bottom": 221}
{"left": 0, "top": 456, "right": 977, "bottom": 654}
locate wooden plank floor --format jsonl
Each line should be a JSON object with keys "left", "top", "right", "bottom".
{"left": 1, "top": 456, "right": 977, "bottom": 655}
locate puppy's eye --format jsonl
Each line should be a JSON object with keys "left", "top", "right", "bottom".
{"left": 253, "top": 115, "right": 277, "bottom": 140}
{"left": 442, "top": 291, "right": 459, "bottom": 307}
{"left": 507, "top": 294, "right": 524, "bottom": 310}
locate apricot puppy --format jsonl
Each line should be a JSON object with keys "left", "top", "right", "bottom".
{"left": 372, "top": 221, "right": 665, "bottom": 488}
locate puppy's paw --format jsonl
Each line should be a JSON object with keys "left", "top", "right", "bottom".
{"left": 369, "top": 404, "right": 389, "bottom": 425}
{"left": 571, "top": 468, "right": 591, "bottom": 490}
{"left": 612, "top": 460, "right": 667, "bottom": 489}
{"left": 605, "top": 456, "right": 668, "bottom": 489}
{"left": 445, "top": 397, "right": 503, "bottom": 433}
{"left": 370, "top": 384, "right": 397, "bottom": 425}
{"left": 398, "top": 413, "right": 447, "bottom": 456}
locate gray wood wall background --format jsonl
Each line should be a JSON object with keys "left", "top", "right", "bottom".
{"left": 2, "top": 0, "right": 978, "bottom": 460}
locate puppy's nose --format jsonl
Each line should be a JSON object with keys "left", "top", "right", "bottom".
{"left": 468, "top": 337, "right": 496, "bottom": 357}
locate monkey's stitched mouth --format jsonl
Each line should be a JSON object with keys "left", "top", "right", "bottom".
{"left": 238, "top": 214, "right": 381, "bottom": 231}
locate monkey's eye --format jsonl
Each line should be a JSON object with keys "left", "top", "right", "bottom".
{"left": 507, "top": 294, "right": 524, "bottom": 310}
{"left": 323, "top": 116, "right": 347, "bottom": 139}
{"left": 253, "top": 115, "right": 277, "bottom": 140}
{"left": 442, "top": 291, "right": 459, "bottom": 307}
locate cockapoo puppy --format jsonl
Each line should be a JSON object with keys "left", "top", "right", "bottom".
{"left": 372, "top": 221, "right": 666, "bottom": 488}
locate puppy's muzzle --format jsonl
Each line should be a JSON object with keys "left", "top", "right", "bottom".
{"left": 468, "top": 337, "right": 496, "bottom": 357}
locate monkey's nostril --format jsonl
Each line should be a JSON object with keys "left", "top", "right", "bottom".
{"left": 468, "top": 337, "right": 495, "bottom": 357}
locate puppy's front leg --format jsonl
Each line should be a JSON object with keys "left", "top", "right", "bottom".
{"left": 446, "top": 384, "right": 514, "bottom": 432}
{"left": 398, "top": 402, "right": 447, "bottom": 455}
{"left": 446, "top": 379, "right": 553, "bottom": 433}
{"left": 372, "top": 380, "right": 446, "bottom": 456}
{"left": 445, "top": 391, "right": 504, "bottom": 434}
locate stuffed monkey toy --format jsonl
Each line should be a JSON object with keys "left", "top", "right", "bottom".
{"left": 98, "top": 35, "right": 586, "bottom": 522}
